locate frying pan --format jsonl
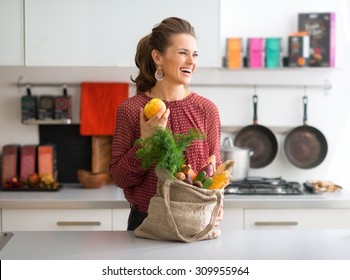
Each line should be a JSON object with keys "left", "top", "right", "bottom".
{"left": 284, "top": 96, "right": 328, "bottom": 169}
{"left": 234, "top": 95, "right": 278, "bottom": 168}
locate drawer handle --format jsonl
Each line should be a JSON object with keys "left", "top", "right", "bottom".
{"left": 254, "top": 221, "right": 298, "bottom": 226}
{"left": 56, "top": 221, "right": 101, "bottom": 226}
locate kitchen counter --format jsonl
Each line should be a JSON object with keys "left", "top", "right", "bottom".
{"left": 0, "top": 184, "right": 350, "bottom": 209}
{"left": 1, "top": 229, "right": 350, "bottom": 260}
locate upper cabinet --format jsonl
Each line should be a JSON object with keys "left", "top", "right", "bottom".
{"left": 25, "top": 0, "right": 220, "bottom": 67}
{"left": 0, "top": 0, "right": 24, "bottom": 65}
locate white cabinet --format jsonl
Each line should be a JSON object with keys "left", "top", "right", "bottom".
{"left": 220, "top": 208, "right": 244, "bottom": 230}
{"left": 25, "top": 0, "right": 220, "bottom": 67}
{"left": 2, "top": 209, "right": 113, "bottom": 231}
{"left": 244, "top": 209, "right": 350, "bottom": 230}
{"left": 0, "top": 0, "right": 24, "bottom": 65}
{"left": 112, "top": 209, "right": 130, "bottom": 231}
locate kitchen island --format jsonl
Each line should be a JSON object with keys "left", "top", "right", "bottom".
{"left": 1, "top": 229, "right": 350, "bottom": 259}
{"left": 1, "top": 184, "right": 350, "bottom": 231}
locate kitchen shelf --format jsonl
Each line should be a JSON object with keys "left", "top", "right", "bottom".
{"left": 22, "top": 119, "right": 72, "bottom": 125}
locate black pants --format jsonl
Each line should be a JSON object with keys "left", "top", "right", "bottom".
{"left": 127, "top": 206, "right": 148, "bottom": 231}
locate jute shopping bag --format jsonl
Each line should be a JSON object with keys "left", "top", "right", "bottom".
{"left": 135, "top": 168, "right": 223, "bottom": 242}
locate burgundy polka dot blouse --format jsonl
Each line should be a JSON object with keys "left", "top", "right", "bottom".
{"left": 109, "top": 92, "right": 222, "bottom": 213}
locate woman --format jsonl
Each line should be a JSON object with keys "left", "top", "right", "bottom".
{"left": 109, "top": 17, "right": 222, "bottom": 230}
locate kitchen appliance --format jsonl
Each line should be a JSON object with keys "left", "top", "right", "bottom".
{"left": 224, "top": 176, "right": 303, "bottom": 195}
{"left": 221, "top": 137, "right": 251, "bottom": 181}
{"left": 234, "top": 95, "right": 278, "bottom": 168}
{"left": 284, "top": 95, "right": 328, "bottom": 169}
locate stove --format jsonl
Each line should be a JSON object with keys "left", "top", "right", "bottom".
{"left": 224, "top": 177, "right": 303, "bottom": 195}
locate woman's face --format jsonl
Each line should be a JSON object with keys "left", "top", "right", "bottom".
{"left": 158, "top": 33, "right": 198, "bottom": 85}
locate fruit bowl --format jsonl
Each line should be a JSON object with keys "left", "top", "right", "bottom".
{"left": 77, "top": 169, "right": 109, "bottom": 189}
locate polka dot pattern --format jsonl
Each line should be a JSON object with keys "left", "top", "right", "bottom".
{"left": 109, "top": 92, "right": 221, "bottom": 213}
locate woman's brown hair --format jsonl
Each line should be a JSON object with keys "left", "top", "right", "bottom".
{"left": 131, "top": 17, "right": 196, "bottom": 93}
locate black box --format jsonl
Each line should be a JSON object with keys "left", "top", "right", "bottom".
{"left": 298, "top": 13, "right": 336, "bottom": 67}
{"left": 288, "top": 34, "right": 310, "bottom": 67}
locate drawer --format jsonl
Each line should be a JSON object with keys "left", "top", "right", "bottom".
{"left": 2, "top": 209, "right": 112, "bottom": 231}
{"left": 245, "top": 209, "right": 350, "bottom": 230}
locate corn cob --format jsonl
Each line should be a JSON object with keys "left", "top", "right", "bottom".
{"left": 214, "top": 160, "right": 234, "bottom": 176}
{"left": 209, "top": 170, "right": 231, "bottom": 190}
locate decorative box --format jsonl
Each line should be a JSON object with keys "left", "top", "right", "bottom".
{"left": 38, "top": 144, "right": 57, "bottom": 179}
{"left": 1, "top": 145, "right": 20, "bottom": 187}
{"left": 298, "top": 12, "right": 336, "bottom": 67}
{"left": 247, "top": 38, "right": 265, "bottom": 68}
{"left": 265, "top": 38, "right": 283, "bottom": 68}
{"left": 20, "top": 145, "right": 37, "bottom": 182}
{"left": 225, "top": 38, "right": 243, "bottom": 69}
{"left": 288, "top": 32, "right": 310, "bottom": 67}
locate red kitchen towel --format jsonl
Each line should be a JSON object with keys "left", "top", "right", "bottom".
{"left": 80, "top": 82, "right": 129, "bottom": 136}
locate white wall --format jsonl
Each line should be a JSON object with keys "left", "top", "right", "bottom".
{"left": 0, "top": 0, "right": 349, "bottom": 188}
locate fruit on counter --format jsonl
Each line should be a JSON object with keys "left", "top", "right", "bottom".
{"left": 143, "top": 98, "right": 166, "bottom": 119}
{"left": 5, "top": 177, "right": 20, "bottom": 188}
{"left": 306, "top": 180, "right": 342, "bottom": 193}
{"left": 27, "top": 173, "right": 40, "bottom": 185}
{"left": 22, "top": 172, "right": 60, "bottom": 189}
{"left": 40, "top": 173, "right": 55, "bottom": 185}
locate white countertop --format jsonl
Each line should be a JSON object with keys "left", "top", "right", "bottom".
{"left": 0, "top": 184, "right": 350, "bottom": 209}
{"left": 1, "top": 229, "right": 350, "bottom": 260}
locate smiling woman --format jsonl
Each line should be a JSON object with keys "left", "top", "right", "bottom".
{"left": 109, "top": 17, "right": 222, "bottom": 231}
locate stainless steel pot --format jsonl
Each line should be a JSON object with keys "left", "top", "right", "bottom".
{"left": 221, "top": 137, "right": 252, "bottom": 181}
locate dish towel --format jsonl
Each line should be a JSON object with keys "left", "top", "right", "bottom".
{"left": 80, "top": 82, "right": 129, "bottom": 136}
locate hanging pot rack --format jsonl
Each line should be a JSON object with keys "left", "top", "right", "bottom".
{"left": 16, "top": 77, "right": 332, "bottom": 94}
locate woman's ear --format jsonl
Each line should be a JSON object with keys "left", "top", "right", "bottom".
{"left": 151, "top": 49, "right": 162, "bottom": 64}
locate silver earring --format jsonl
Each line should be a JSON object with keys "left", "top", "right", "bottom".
{"left": 155, "top": 66, "right": 164, "bottom": 81}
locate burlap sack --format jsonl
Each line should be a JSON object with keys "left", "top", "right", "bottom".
{"left": 134, "top": 168, "right": 223, "bottom": 242}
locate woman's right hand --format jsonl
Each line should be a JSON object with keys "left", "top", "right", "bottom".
{"left": 139, "top": 106, "right": 170, "bottom": 139}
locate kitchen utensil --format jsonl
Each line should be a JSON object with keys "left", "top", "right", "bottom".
{"left": 234, "top": 95, "right": 278, "bottom": 168}
{"left": 221, "top": 137, "right": 251, "bottom": 180}
{"left": 77, "top": 169, "right": 109, "bottom": 189}
{"left": 284, "top": 95, "right": 328, "bottom": 169}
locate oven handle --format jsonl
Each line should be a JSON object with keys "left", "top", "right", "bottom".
{"left": 254, "top": 221, "right": 298, "bottom": 226}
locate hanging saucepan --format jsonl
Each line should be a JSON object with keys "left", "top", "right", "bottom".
{"left": 284, "top": 95, "right": 328, "bottom": 169}
{"left": 234, "top": 95, "right": 278, "bottom": 168}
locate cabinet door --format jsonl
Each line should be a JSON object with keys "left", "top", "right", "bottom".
{"left": 2, "top": 209, "right": 112, "bottom": 231}
{"left": 0, "top": 0, "right": 24, "bottom": 65}
{"left": 220, "top": 208, "right": 244, "bottom": 230}
{"left": 245, "top": 209, "right": 350, "bottom": 230}
{"left": 112, "top": 208, "right": 130, "bottom": 231}
{"left": 25, "top": 0, "right": 220, "bottom": 66}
